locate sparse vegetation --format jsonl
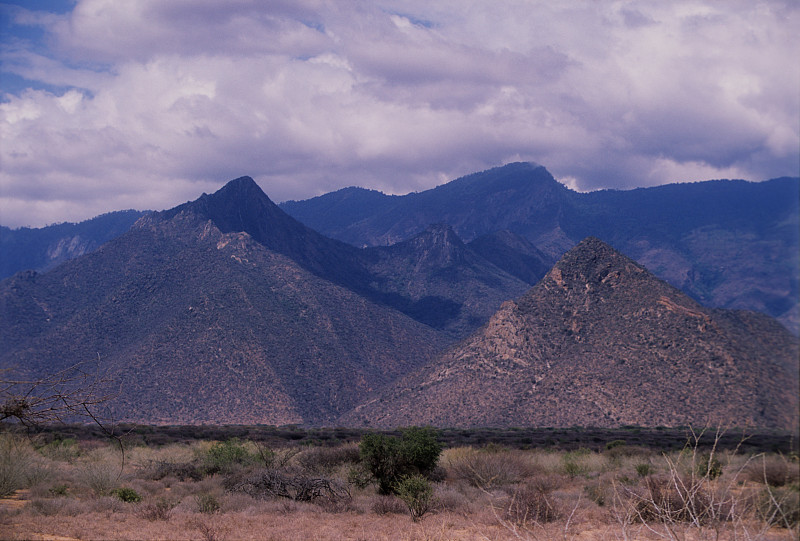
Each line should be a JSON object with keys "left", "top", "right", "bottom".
{"left": 195, "top": 493, "right": 221, "bottom": 514}
{"left": 0, "top": 426, "right": 796, "bottom": 540}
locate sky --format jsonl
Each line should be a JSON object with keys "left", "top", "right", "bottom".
{"left": 0, "top": 0, "right": 798, "bottom": 228}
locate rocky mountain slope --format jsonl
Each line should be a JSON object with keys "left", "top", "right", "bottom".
{"left": 0, "top": 210, "right": 147, "bottom": 280}
{"left": 467, "top": 230, "right": 554, "bottom": 285}
{"left": 340, "top": 237, "right": 799, "bottom": 429}
{"left": 282, "top": 163, "right": 800, "bottom": 333}
{"left": 363, "top": 224, "right": 531, "bottom": 336}
{"left": 0, "top": 177, "right": 537, "bottom": 424}
{"left": 0, "top": 180, "right": 451, "bottom": 424}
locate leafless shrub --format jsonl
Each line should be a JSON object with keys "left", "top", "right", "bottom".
{"left": 746, "top": 455, "right": 800, "bottom": 487}
{"left": 253, "top": 442, "right": 298, "bottom": 469}
{"left": 0, "top": 433, "right": 35, "bottom": 496}
{"left": 194, "top": 520, "right": 227, "bottom": 541}
{"left": 227, "top": 468, "right": 351, "bottom": 504}
{"left": 142, "top": 459, "right": 205, "bottom": 482}
{"left": 138, "top": 497, "right": 177, "bottom": 521}
{"left": 297, "top": 444, "right": 360, "bottom": 474}
{"left": 446, "top": 448, "right": 532, "bottom": 488}
{"left": 605, "top": 445, "right": 654, "bottom": 460}
{"left": 37, "top": 438, "right": 81, "bottom": 462}
{"left": 756, "top": 485, "right": 800, "bottom": 529}
{"left": 504, "top": 481, "right": 560, "bottom": 526}
{"left": 88, "top": 495, "right": 125, "bottom": 513}
{"left": 29, "top": 498, "right": 67, "bottom": 516}
{"left": 433, "top": 484, "right": 474, "bottom": 513}
{"left": 195, "top": 492, "right": 221, "bottom": 514}
{"left": 629, "top": 474, "right": 719, "bottom": 524}
{"left": 77, "top": 452, "right": 120, "bottom": 497}
{"left": 371, "top": 494, "right": 406, "bottom": 515}
{"left": 0, "top": 362, "right": 113, "bottom": 427}
{"left": 612, "top": 426, "right": 763, "bottom": 540}
{"left": 315, "top": 493, "right": 359, "bottom": 514}
{"left": 584, "top": 481, "right": 608, "bottom": 507}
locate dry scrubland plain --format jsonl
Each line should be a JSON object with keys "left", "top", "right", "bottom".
{"left": 0, "top": 429, "right": 798, "bottom": 541}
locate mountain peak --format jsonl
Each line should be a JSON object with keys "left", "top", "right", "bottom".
{"left": 213, "top": 175, "right": 263, "bottom": 197}
{"left": 393, "top": 223, "right": 467, "bottom": 268}
{"left": 342, "top": 235, "right": 799, "bottom": 429}
{"left": 151, "top": 175, "right": 278, "bottom": 231}
{"left": 199, "top": 176, "right": 278, "bottom": 229}
{"left": 418, "top": 223, "right": 463, "bottom": 244}
{"left": 535, "top": 237, "right": 647, "bottom": 295}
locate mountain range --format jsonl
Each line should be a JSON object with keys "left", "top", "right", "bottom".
{"left": 281, "top": 162, "right": 800, "bottom": 334}
{"left": 1, "top": 166, "right": 797, "bottom": 428}
{"left": 0, "top": 177, "right": 531, "bottom": 424}
{"left": 3, "top": 163, "right": 797, "bottom": 334}
{"left": 341, "top": 237, "right": 799, "bottom": 429}
{"left": 0, "top": 210, "right": 147, "bottom": 280}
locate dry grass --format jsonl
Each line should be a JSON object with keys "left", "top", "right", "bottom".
{"left": 0, "top": 433, "right": 797, "bottom": 540}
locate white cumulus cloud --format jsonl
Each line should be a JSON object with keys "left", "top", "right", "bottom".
{"left": 0, "top": 0, "right": 797, "bottom": 227}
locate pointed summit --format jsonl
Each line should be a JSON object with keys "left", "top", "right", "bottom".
{"left": 399, "top": 223, "right": 467, "bottom": 268}
{"left": 527, "top": 237, "right": 651, "bottom": 302}
{"left": 144, "top": 175, "right": 373, "bottom": 292}
{"left": 341, "top": 236, "right": 799, "bottom": 429}
{"left": 168, "top": 175, "right": 287, "bottom": 239}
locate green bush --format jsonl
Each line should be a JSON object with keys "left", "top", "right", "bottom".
{"left": 359, "top": 427, "right": 441, "bottom": 495}
{"left": 112, "top": 487, "right": 142, "bottom": 503}
{"left": 606, "top": 440, "right": 626, "bottom": 450}
{"left": 48, "top": 484, "right": 69, "bottom": 497}
{"left": 395, "top": 474, "right": 434, "bottom": 522}
{"left": 696, "top": 453, "right": 722, "bottom": 480}
{"left": 635, "top": 463, "right": 653, "bottom": 477}
{"left": 203, "top": 438, "right": 253, "bottom": 474}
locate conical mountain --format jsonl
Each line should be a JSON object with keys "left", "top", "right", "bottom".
{"left": 154, "top": 176, "right": 372, "bottom": 291}
{"left": 0, "top": 178, "right": 447, "bottom": 424}
{"left": 147, "top": 177, "right": 526, "bottom": 339}
{"left": 340, "top": 237, "right": 799, "bottom": 429}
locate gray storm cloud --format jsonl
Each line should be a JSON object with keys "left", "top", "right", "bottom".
{"left": 0, "top": 0, "right": 798, "bottom": 227}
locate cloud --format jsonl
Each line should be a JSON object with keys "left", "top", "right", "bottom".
{"left": 0, "top": 0, "right": 798, "bottom": 227}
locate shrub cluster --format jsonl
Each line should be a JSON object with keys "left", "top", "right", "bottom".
{"left": 111, "top": 487, "right": 142, "bottom": 503}
{"left": 359, "top": 427, "right": 441, "bottom": 495}
{"left": 394, "top": 474, "right": 434, "bottom": 521}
